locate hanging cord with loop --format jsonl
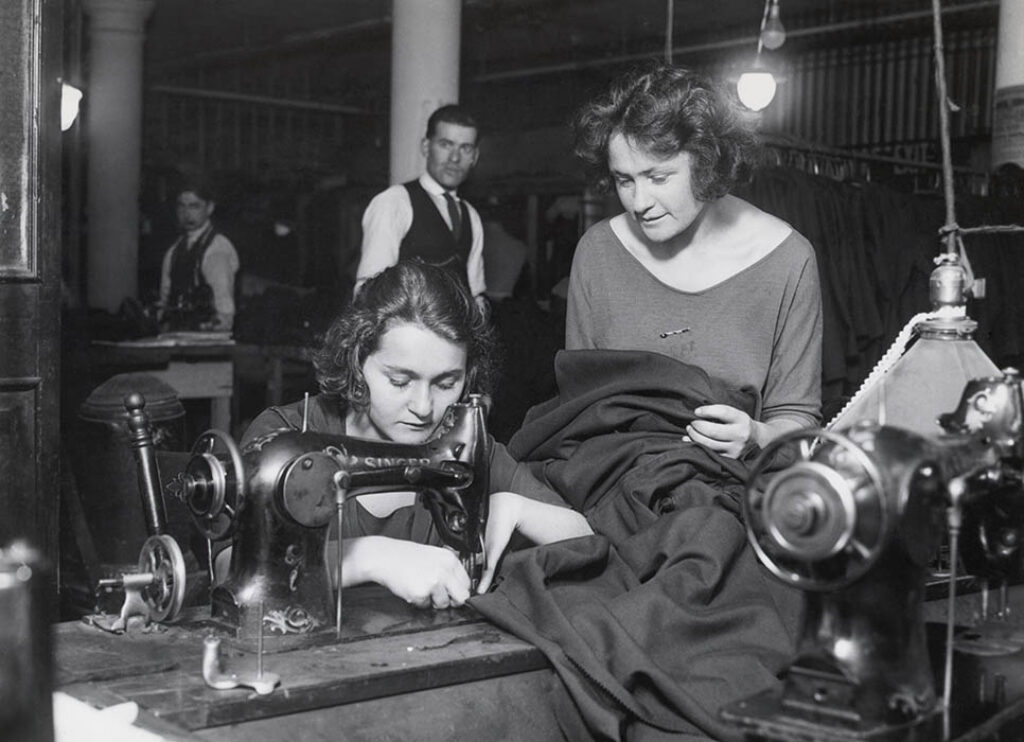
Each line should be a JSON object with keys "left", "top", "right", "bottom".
{"left": 930, "top": 4, "right": 963, "bottom": 738}
{"left": 932, "top": 0, "right": 1024, "bottom": 255}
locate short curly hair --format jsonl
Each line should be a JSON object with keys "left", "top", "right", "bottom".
{"left": 573, "top": 63, "right": 760, "bottom": 201}
{"left": 313, "top": 261, "right": 498, "bottom": 411}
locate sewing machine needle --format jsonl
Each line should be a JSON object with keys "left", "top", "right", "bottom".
{"left": 206, "top": 539, "right": 215, "bottom": 588}
{"left": 335, "top": 518, "right": 343, "bottom": 639}
{"left": 257, "top": 600, "right": 264, "bottom": 679}
{"left": 334, "top": 472, "right": 345, "bottom": 639}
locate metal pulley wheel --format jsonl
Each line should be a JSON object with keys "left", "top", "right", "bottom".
{"left": 138, "top": 534, "right": 187, "bottom": 623}
{"left": 177, "top": 429, "right": 245, "bottom": 540}
{"left": 743, "top": 429, "right": 890, "bottom": 590}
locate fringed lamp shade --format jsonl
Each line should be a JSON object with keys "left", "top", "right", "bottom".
{"left": 828, "top": 325, "right": 1000, "bottom": 437}
{"left": 828, "top": 258, "right": 999, "bottom": 437}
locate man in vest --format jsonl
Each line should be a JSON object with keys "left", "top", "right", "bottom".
{"left": 355, "top": 105, "right": 486, "bottom": 308}
{"left": 158, "top": 181, "right": 240, "bottom": 331}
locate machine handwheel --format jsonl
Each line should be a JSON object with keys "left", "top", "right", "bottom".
{"left": 138, "top": 534, "right": 187, "bottom": 623}
{"left": 743, "top": 428, "right": 889, "bottom": 590}
{"left": 185, "top": 429, "right": 245, "bottom": 540}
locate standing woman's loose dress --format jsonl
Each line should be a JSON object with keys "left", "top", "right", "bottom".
{"left": 566, "top": 218, "right": 823, "bottom": 428}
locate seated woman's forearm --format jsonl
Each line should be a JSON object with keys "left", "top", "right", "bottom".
{"left": 336, "top": 536, "right": 382, "bottom": 588}
{"left": 516, "top": 499, "right": 593, "bottom": 544}
{"left": 336, "top": 535, "right": 413, "bottom": 588}
{"left": 478, "top": 492, "right": 594, "bottom": 594}
{"left": 337, "top": 536, "right": 471, "bottom": 608}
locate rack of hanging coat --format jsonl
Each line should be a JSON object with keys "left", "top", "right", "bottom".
{"left": 735, "top": 135, "right": 1022, "bottom": 420}
{"left": 761, "top": 135, "right": 992, "bottom": 197}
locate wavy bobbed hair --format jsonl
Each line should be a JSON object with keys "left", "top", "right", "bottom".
{"left": 573, "top": 63, "right": 760, "bottom": 201}
{"left": 313, "top": 261, "right": 498, "bottom": 411}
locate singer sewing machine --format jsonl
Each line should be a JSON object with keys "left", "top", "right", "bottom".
{"left": 173, "top": 393, "right": 491, "bottom": 640}
{"left": 86, "top": 392, "right": 492, "bottom": 642}
{"left": 721, "top": 368, "right": 1024, "bottom": 741}
{"left": 86, "top": 393, "right": 491, "bottom": 641}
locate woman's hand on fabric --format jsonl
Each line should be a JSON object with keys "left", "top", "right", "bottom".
{"left": 477, "top": 491, "right": 525, "bottom": 595}
{"left": 686, "top": 404, "right": 754, "bottom": 458}
{"left": 354, "top": 536, "right": 471, "bottom": 609}
{"left": 477, "top": 492, "right": 594, "bottom": 595}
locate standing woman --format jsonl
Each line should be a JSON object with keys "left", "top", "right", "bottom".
{"left": 568, "top": 64, "right": 823, "bottom": 455}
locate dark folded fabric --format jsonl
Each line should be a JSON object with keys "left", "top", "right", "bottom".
{"left": 472, "top": 349, "right": 804, "bottom": 742}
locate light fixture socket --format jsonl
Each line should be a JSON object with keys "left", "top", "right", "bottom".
{"left": 760, "top": 0, "right": 786, "bottom": 51}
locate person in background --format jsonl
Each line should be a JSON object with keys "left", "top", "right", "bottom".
{"left": 355, "top": 105, "right": 487, "bottom": 312}
{"left": 159, "top": 180, "right": 240, "bottom": 331}
{"left": 239, "top": 260, "right": 591, "bottom": 609}
{"left": 567, "top": 63, "right": 823, "bottom": 455}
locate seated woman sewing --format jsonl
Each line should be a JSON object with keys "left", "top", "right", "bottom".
{"left": 238, "top": 260, "right": 592, "bottom": 610}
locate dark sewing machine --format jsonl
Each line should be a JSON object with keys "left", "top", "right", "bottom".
{"left": 92, "top": 393, "right": 491, "bottom": 649}
{"left": 721, "top": 368, "right": 1024, "bottom": 741}
{"left": 179, "top": 393, "right": 491, "bottom": 640}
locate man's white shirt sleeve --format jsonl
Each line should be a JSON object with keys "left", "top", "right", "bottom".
{"left": 356, "top": 185, "right": 414, "bottom": 286}
{"left": 201, "top": 234, "right": 240, "bottom": 318}
{"left": 464, "top": 202, "right": 486, "bottom": 298}
{"left": 159, "top": 246, "right": 174, "bottom": 306}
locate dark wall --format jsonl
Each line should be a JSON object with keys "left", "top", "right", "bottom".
{"left": 0, "top": 0, "right": 63, "bottom": 580}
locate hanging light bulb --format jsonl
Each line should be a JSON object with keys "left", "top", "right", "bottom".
{"left": 737, "top": 59, "right": 777, "bottom": 112}
{"left": 737, "top": 0, "right": 782, "bottom": 112}
{"left": 760, "top": 0, "right": 787, "bottom": 50}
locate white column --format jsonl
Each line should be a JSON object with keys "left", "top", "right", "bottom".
{"left": 389, "top": 0, "right": 462, "bottom": 185}
{"left": 992, "top": 0, "right": 1024, "bottom": 169}
{"left": 83, "top": 0, "right": 155, "bottom": 312}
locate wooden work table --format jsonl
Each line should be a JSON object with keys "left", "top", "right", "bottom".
{"left": 52, "top": 582, "right": 1024, "bottom": 741}
{"left": 54, "top": 587, "right": 558, "bottom": 742}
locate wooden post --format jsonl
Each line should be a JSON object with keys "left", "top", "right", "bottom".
{"left": 0, "top": 0, "right": 63, "bottom": 587}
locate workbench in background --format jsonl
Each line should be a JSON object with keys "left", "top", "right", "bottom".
{"left": 89, "top": 335, "right": 237, "bottom": 434}
{"left": 86, "top": 337, "right": 315, "bottom": 440}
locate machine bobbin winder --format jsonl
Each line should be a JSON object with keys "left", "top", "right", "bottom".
{"left": 87, "top": 392, "right": 190, "bottom": 633}
{"left": 721, "top": 369, "right": 1024, "bottom": 741}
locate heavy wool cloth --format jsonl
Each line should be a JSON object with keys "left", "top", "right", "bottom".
{"left": 470, "top": 349, "right": 803, "bottom": 742}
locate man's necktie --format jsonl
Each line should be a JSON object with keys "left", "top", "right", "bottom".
{"left": 444, "top": 192, "right": 462, "bottom": 242}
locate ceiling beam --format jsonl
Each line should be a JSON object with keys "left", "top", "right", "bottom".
{"left": 152, "top": 16, "right": 391, "bottom": 74}
{"left": 148, "top": 84, "right": 372, "bottom": 115}
{"left": 471, "top": 1, "right": 998, "bottom": 82}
